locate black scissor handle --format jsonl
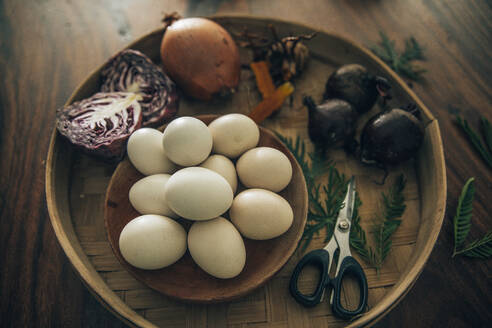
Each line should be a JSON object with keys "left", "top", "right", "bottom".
{"left": 331, "top": 256, "right": 368, "bottom": 320}
{"left": 289, "top": 249, "right": 330, "bottom": 307}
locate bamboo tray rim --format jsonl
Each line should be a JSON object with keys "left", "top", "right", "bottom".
{"left": 45, "top": 14, "right": 447, "bottom": 328}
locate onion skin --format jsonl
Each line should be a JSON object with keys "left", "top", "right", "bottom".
{"left": 160, "top": 18, "right": 240, "bottom": 101}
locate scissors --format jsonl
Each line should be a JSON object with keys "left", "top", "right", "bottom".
{"left": 289, "top": 176, "right": 368, "bottom": 320}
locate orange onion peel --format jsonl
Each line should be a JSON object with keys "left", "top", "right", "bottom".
{"left": 248, "top": 82, "right": 294, "bottom": 124}
{"left": 250, "top": 61, "right": 276, "bottom": 99}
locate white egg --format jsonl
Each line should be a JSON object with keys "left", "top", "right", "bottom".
{"left": 200, "top": 154, "right": 238, "bottom": 193}
{"left": 208, "top": 114, "right": 260, "bottom": 158}
{"left": 128, "top": 174, "right": 178, "bottom": 218}
{"left": 119, "top": 215, "right": 187, "bottom": 270}
{"left": 164, "top": 167, "right": 233, "bottom": 220}
{"left": 188, "top": 217, "right": 246, "bottom": 279}
{"left": 236, "top": 147, "right": 292, "bottom": 192}
{"left": 127, "top": 128, "right": 176, "bottom": 175}
{"left": 230, "top": 189, "right": 293, "bottom": 240}
{"left": 162, "top": 117, "right": 213, "bottom": 166}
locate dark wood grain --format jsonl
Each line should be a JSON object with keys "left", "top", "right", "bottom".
{"left": 0, "top": 0, "right": 490, "bottom": 327}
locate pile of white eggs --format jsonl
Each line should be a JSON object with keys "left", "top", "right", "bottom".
{"left": 119, "top": 113, "right": 294, "bottom": 279}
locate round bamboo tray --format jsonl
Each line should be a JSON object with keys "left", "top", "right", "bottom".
{"left": 45, "top": 15, "right": 446, "bottom": 328}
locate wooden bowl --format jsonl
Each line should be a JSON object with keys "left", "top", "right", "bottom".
{"left": 45, "top": 15, "right": 446, "bottom": 328}
{"left": 104, "top": 114, "right": 308, "bottom": 302}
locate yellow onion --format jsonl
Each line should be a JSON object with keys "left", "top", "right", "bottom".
{"left": 160, "top": 17, "right": 240, "bottom": 101}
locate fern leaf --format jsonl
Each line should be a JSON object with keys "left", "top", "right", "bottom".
{"left": 383, "top": 174, "right": 406, "bottom": 220}
{"left": 275, "top": 132, "right": 409, "bottom": 270}
{"left": 381, "top": 220, "right": 401, "bottom": 260}
{"left": 403, "top": 37, "right": 425, "bottom": 61}
{"left": 379, "top": 32, "right": 398, "bottom": 69}
{"left": 371, "top": 32, "right": 426, "bottom": 81}
{"left": 456, "top": 116, "right": 492, "bottom": 168}
{"left": 372, "top": 218, "right": 401, "bottom": 270}
{"left": 452, "top": 178, "right": 475, "bottom": 256}
{"left": 456, "top": 232, "right": 492, "bottom": 259}
{"left": 300, "top": 231, "right": 314, "bottom": 253}
{"left": 309, "top": 150, "right": 329, "bottom": 180}
{"left": 372, "top": 219, "right": 384, "bottom": 268}
{"left": 276, "top": 132, "right": 345, "bottom": 251}
{"left": 349, "top": 194, "right": 373, "bottom": 264}
{"left": 371, "top": 175, "right": 407, "bottom": 269}
{"left": 480, "top": 117, "right": 492, "bottom": 154}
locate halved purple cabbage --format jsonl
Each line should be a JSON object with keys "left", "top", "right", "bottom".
{"left": 100, "top": 49, "right": 179, "bottom": 127}
{"left": 56, "top": 92, "right": 142, "bottom": 162}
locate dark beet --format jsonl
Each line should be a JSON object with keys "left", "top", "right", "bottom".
{"left": 101, "top": 49, "right": 178, "bottom": 127}
{"left": 303, "top": 96, "right": 358, "bottom": 149}
{"left": 324, "top": 64, "right": 388, "bottom": 114}
{"left": 56, "top": 92, "right": 142, "bottom": 162}
{"left": 360, "top": 108, "right": 424, "bottom": 166}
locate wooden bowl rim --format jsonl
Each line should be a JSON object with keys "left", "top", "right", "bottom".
{"left": 45, "top": 14, "right": 447, "bottom": 328}
{"left": 104, "top": 114, "right": 309, "bottom": 303}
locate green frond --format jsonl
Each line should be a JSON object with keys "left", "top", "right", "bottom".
{"left": 480, "top": 117, "right": 492, "bottom": 154}
{"left": 309, "top": 187, "right": 327, "bottom": 217}
{"left": 300, "top": 232, "right": 314, "bottom": 253}
{"left": 324, "top": 223, "right": 335, "bottom": 243}
{"left": 379, "top": 32, "right": 398, "bottom": 70}
{"left": 309, "top": 150, "right": 329, "bottom": 179}
{"left": 398, "top": 63, "right": 427, "bottom": 81}
{"left": 455, "top": 116, "right": 492, "bottom": 168}
{"left": 451, "top": 178, "right": 492, "bottom": 260}
{"left": 403, "top": 37, "right": 425, "bottom": 61}
{"left": 456, "top": 232, "right": 492, "bottom": 259}
{"left": 276, "top": 132, "right": 409, "bottom": 271}
{"left": 371, "top": 175, "right": 407, "bottom": 268}
{"left": 349, "top": 194, "right": 372, "bottom": 264}
{"left": 382, "top": 174, "right": 406, "bottom": 220}
{"left": 370, "top": 46, "right": 391, "bottom": 63}
{"left": 371, "top": 32, "right": 426, "bottom": 82}
{"left": 452, "top": 178, "right": 475, "bottom": 255}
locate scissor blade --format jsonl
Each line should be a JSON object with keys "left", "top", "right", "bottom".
{"left": 332, "top": 177, "right": 356, "bottom": 275}
{"left": 337, "top": 176, "right": 356, "bottom": 224}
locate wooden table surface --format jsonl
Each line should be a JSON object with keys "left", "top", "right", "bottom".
{"left": 1, "top": 0, "right": 491, "bottom": 327}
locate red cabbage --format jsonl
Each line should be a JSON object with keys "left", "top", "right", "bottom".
{"left": 56, "top": 92, "right": 142, "bottom": 162}
{"left": 100, "top": 49, "right": 178, "bottom": 127}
